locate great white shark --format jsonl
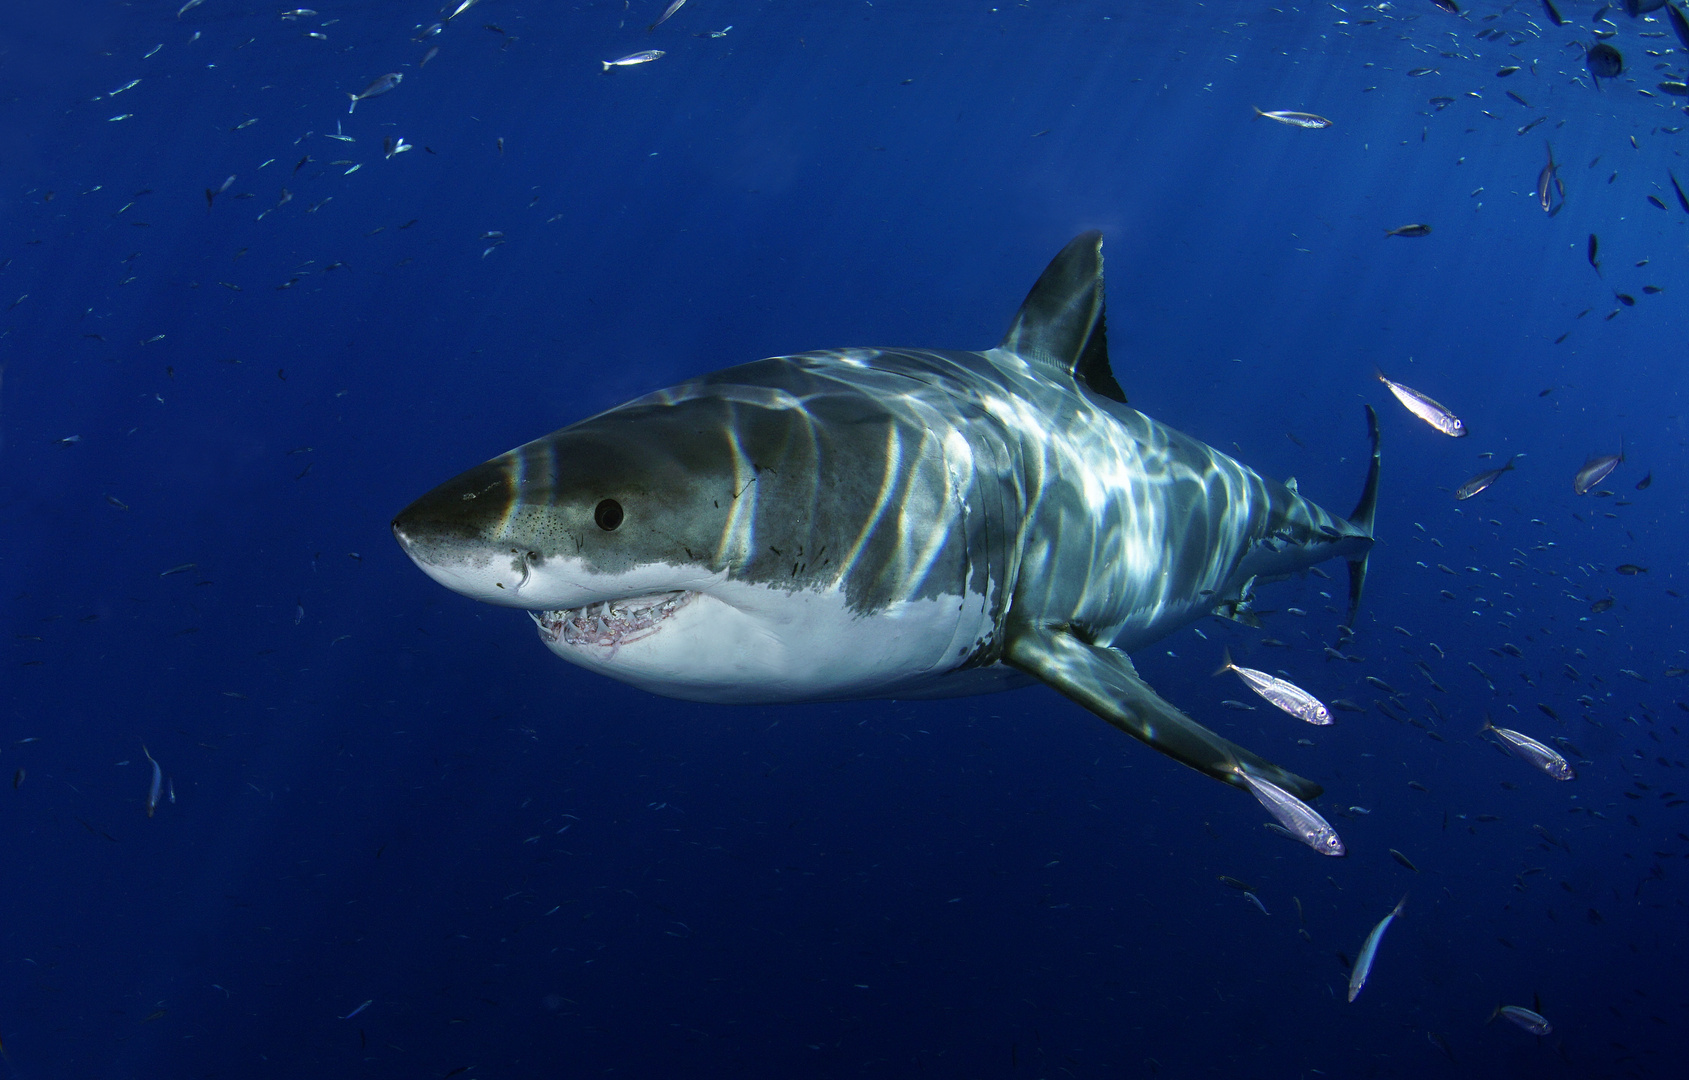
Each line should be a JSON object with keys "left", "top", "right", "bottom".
{"left": 393, "top": 232, "right": 1379, "bottom": 802}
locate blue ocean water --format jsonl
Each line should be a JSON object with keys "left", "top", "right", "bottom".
{"left": 2, "top": 0, "right": 1685, "bottom": 1075}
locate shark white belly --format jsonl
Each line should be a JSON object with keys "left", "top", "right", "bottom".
{"left": 393, "top": 232, "right": 1379, "bottom": 801}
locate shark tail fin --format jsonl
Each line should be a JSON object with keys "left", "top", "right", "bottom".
{"left": 999, "top": 232, "right": 1127, "bottom": 404}
{"left": 1342, "top": 404, "right": 1382, "bottom": 636}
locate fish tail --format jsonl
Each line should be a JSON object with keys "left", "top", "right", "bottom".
{"left": 1392, "top": 893, "right": 1408, "bottom": 918}
{"left": 1213, "top": 647, "right": 1235, "bottom": 678}
{"left": 1251, "top": 105, "right": 1264, "bottom": 117}
{"left": 1342, "top": 404, "right": 1381, "bottom": 633}
{"left": 1476, "top": 712, "right": 1494, "bottom": 736}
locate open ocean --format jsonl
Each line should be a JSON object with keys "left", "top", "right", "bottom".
{"left": 3, "top": 1, "right": 1686, "bottom": 1076}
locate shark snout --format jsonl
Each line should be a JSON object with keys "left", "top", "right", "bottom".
{"left": 392, "top": 457, "right": 518, "bottom": 552}
{"left": 390, "top": 455, "right": 531, "bottom": 605}
{"left": 390, "top": 516, "right": 426, "bottom": 562}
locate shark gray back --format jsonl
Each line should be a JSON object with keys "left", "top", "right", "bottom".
{"left": 393, "top": 232, "right": 1380, "bottom": 803}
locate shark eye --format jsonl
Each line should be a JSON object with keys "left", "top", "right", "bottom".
{"left": 594, "top": 499, "right": 624, "bottom": 531}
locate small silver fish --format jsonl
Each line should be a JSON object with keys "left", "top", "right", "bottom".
{"left": 1252, "top": 106, "right": 1332, "bottom": 129}
{"left": 1537, "top": 143, "right": 1560, "bottom": 214}
{"left": 1216, "top": 649, "right": 1331, "bottom": 725}
{"left": 649, "top": 0, "right": 688, "bottom": 32}
{"left": 1376, "top": 369, "right": 1466, "bottom": 437}
{"left": 1348, "top": 895, "right": 1407, "bottom": 1002}
{"left": 1481, "top": 716, "right": 1575, "bottom": 781}
{"left": 1236, "top": 770, "right": 1345, "bottom": 857}
{"left": 1243, "top": 890, "right": 1271, "bottom": 915}
{"left": 1493, "top": 1004, "right": 1552, "bottom": 1035}
{"left": 142, "top": 744, "right": 163, "bottom": 818}
{"left": 1455, "top": 454, "right": 1520, "bottom": 500}
{"left": 348, "top": 72, "right": 402, "bottom": 114}
{"left": 1573, "top": 446, "right": 1622, "bottom": 494}
{"left": 602, "top": 50, "right": 665, "bottom": 71}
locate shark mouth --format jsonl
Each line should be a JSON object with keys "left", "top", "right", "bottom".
{"left": 529, "top": 591, "right": 692, "bottom": 650}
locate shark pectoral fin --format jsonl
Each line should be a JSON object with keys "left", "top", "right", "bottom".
{"left": 1004, "top": 627, "right": 1322, "bottom": 800}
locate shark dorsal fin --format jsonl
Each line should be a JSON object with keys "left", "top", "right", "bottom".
{"left": 998, "top": 231, "right": 1126, "bottom": 403}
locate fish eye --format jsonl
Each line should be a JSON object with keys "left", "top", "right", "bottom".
{"left": 594, "top": 499, "right": 624, "bottom": 531}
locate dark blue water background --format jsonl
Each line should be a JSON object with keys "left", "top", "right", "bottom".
{"left": 2, "top": 0, "right": 1685, "bottom": 1075}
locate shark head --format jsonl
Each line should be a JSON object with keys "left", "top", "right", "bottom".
{"left": 392, "top": 397, "right": 735, "bottom": 611}
{"left": 394, "top": 384, "right": 771, "bottom": 700}
{"left": 392, "top": 365, "right": 996, "bottom": 703}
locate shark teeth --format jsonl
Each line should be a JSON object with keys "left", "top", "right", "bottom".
{"left": 530, "top": 591, "right": 690, "bottom": 649}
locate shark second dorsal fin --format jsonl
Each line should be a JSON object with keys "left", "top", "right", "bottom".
{"left": 998, "top": 231, "right": 1127, "bottom": 403}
